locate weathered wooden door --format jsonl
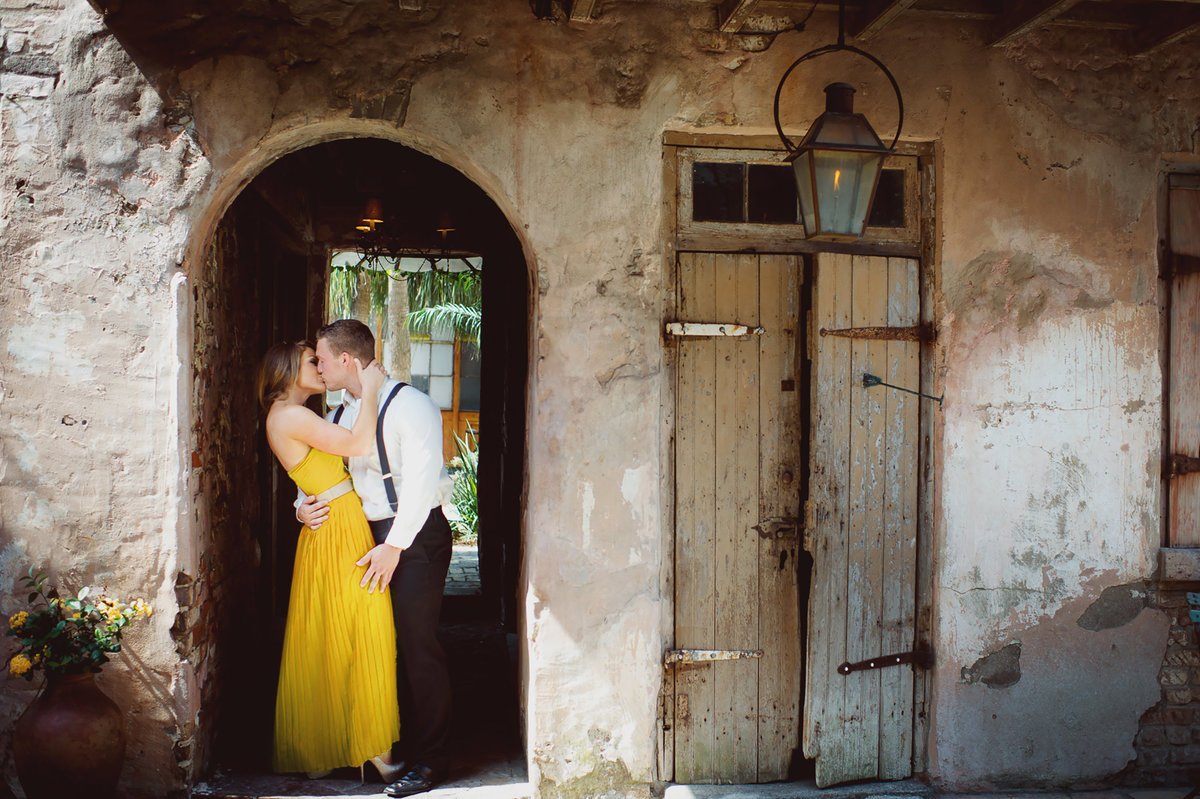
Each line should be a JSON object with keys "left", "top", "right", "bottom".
{"left": 803, "top": 253, "right": 921, "bottom": 787}
{"left": 669, "top": 252, "right": 803, "bottom": 783}
{"left": 1168, "top": 174, "right": 1200, "bottom": 546}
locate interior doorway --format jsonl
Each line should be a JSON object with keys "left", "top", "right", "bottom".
{"left": 190, "top": 137, "right": 528, "bottom": 790}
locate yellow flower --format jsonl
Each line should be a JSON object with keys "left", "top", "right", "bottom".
{"left": 9, "top": 654, "right": 32, "bottom": 676}
{"left": 132, "top": 599, "right": 152, "bottom": 618}
{"left": 8, "top": 611, "right": 28, "bottom": 630}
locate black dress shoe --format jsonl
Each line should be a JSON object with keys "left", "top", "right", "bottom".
{"left": 385, "top": 764, "right": 443, "bottom": 797}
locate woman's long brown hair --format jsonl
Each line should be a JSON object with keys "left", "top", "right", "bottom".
{"left": 256, "top": 340, "right": 313, "bottom": 412}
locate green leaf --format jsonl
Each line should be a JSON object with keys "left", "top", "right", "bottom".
{"left": 27, "top": 592, "right": 38, "bottom": 602}
{"left": 78, "top": 586, "right": 90, "bottom": 601}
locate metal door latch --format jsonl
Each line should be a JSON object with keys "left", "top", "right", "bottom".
{"left": 665, "top": 649, "right": 763, "bottom": 665}
{"left": 837, "top": 648, "right": 932, "bottom": 675}
{"left": 862, "top": 373, "right": 943, "bottom": 406}
{"left": 666, "top": 322, "right": 764, "bottom": 337}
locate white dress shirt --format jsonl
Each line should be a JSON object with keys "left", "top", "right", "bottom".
{"left": 304, "top": 379, "right": 451, "bottom": 550}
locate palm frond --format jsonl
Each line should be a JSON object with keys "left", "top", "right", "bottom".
{"left": 406, "top": 303, "right": 482, "bottom": 343}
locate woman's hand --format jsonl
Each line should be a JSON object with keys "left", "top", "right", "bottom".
{"left": 356, "top": 358, "right": 387, "bottom": 397}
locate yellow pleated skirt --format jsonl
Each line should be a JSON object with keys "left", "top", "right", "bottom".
{"left": 274, "top": 449, "right": 399, "bottom": 774}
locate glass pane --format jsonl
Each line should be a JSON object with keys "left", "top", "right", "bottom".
{"left": 409, "top": 374, "right": 431, "bottom": 395}
{"left": 867, "top": 168, "right": 906, "bottom": 228}
{"left": 460, "top": 378, "right": 481, "bottom": 412}
{"left": 459, "top": 342, "right": 481, "bottom": 412}
{"left": 430, "top": 343, "right": 455, "bottom": 376}
{"left": 429, "top": 375, "right": 453, "bottom": 409}
{"left": 748, "top": 164, "right": 798, "bottom": 224}
{"left": 460, "top": 342, "right": 481, "bottom": 379}
{"left": 692, "top": 162, "right": 745, "bottom": 222}
{"left": 410, "top": 342, "right": 431, "bottom": 376}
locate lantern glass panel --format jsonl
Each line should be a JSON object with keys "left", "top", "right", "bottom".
{"left": 811, "top": 149, "right": 883, "bottom": 238}
{"left": 791, "top": 153, "right": 818, "bottom": 234}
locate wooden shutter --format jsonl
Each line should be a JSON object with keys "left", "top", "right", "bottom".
{"left": 670, "top": 252, "right": 803, "bottom": 783}
{"left": 804, "top": 253, "right": 920, "bottom": 787}
{"left": 1169, "top": 174, "right": 1200, "bottom": 546}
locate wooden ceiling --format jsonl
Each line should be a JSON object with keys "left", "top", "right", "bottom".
{"left": 85, "top": 0, "right": 1200, "bottom": 63}
{"left": 566, "top": 0, "right": 1200, "bottom": 56}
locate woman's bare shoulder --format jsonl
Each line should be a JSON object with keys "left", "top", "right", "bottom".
{"left": 266, "top": 403, "right": 319, "bottom": 433}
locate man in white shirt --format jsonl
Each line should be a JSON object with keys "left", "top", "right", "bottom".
{"left": 297, "top": 319, "right": 452, "bottom": 796}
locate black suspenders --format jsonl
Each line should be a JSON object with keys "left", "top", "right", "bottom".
{"left": 332, "top": 382, "right": 407, "bottom": 515}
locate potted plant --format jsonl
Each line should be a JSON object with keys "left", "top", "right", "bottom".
{"left": 5, "top": 568, "right": 152, "bottom": 799}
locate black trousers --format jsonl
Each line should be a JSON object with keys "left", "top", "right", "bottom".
{"left": 369, "top": 508, "right": 452, "bottom": 772}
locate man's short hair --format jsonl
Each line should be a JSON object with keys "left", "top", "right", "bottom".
{"left": 316, "top": 319, "right": 375, "bottom": 363}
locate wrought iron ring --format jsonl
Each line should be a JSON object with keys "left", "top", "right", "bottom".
{"left": 771, "top": 42, "right": 906, "bottom": 155}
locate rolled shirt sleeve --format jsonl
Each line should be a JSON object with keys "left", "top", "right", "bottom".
{"left": 380, "top": 387, "right": 449, "bottom": 550}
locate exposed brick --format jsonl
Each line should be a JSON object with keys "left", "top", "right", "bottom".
{"left": 1141, "top": 707, "right": 1168, "bottom": 724}
{"left": 1161, "top": 666, "right": 1190, "bottom": 686}
{"left": 1164, "top": 707, "right": 1194, "bottom": 725}
{"left": 1165, "top": 688, "right": 1192, "bottom": 704}
{"left": 1166, "top": 726, "right": 1191, "bottom": 745}
{"left": 1167, "top": 743, "right": 1200, "bottom": 763}
{"left": 1139, "top": 748, "right": 1170, "bottom": 767}
{"left": 1140, "top": 725, "right": 1167, "bottom": 747}
{"left": 1165, "top": 649, "right": 1200, "bottom": 667}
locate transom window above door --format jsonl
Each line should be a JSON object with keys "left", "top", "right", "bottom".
{"left": 671, "top": 143, "right": 923, "bottom": 254}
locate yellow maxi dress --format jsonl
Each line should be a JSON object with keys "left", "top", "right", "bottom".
{"left": 273, "top": 448, "right": 400, "bottom": 774}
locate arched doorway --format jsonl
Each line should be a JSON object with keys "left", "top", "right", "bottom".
{"left": 189, "top": 136, "right": 528, "bottom": 787}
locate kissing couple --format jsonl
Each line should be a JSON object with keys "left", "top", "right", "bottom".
{"left": 256, "top": 319, "right": 453, "bottom": 796}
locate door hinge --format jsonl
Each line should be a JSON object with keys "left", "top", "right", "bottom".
{"left": 837, "top": 647, "right": 933, "bottom": 675}
{"left": 665, "top": 322, "right": 764, "bottom": 337}
{"left": 818, "top": 324, "right": 935, "bottom": 342}
{"left": 664, "top": 648, "right": 763, "bottom": 665}
{"left": 1167, "top": 453, "right": 1200, "bottom": 479}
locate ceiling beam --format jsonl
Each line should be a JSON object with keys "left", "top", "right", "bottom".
{"left": 990, "top": 0, "right": 1085, "bottom": 46}
{"left": 566, "top": 0, "right": 598, "bottom": 21}
{"left": 1131, "top": 4, "right": 1200, "bottom": 55}
{"left": 851, "top": 0, "right": 920, "bottom": 40}
{"left": 719, "top": 0, "right": 763, "bottom": 32}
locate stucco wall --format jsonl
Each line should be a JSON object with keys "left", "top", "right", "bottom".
{"left": 1, "top": 0, "right": 1198, "bottom": 796}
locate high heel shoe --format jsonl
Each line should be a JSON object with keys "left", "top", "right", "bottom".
{"left": 369, "top": 754, "right": 407, "bottom": 783}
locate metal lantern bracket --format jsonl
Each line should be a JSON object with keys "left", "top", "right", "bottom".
{"left": 772, "top": 10, "right": 905, "bottom": 157}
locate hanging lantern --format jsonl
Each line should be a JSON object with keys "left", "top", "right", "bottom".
{"left": 771, "top": 0, "right": 904, "bottom": 242}
{"left": 356, "top": 197, "right": 384, "bottom": 232}
{"left": 789, "top": 83, "right": 888, "bottom": 241}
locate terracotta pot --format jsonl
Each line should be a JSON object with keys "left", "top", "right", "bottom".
{"left": 13, "top": 672, "right": 127, "bottom": 799}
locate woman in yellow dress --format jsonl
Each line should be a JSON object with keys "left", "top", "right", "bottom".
{"left": 257, "top": 340, "right": 400, "bottom": 776}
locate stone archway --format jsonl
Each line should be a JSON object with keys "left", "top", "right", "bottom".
{"left": 180, "top": 126, "right": 531, "bottom": 782}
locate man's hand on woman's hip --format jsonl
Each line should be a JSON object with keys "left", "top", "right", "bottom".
{"left": 357, "top": 542, "right": 403, "bottom": 593}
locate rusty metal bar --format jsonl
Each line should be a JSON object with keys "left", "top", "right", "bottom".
{"left": 819, "top": 324, "right": 934, "bottom": 342}
{"left": 664, "top": 649, "right": 763, "bottom": 665}
{"left": 1172, "top": 253, "right": 1200, "bottom": 276}
{"left": 666, "top": 322, "right": 764, "bottom": 338}
{"left": 838, "top": 648, "right": 932, "bottom": 675}
{"left": 863, "top": 372, "right": 943, "bottom": 406}
{"left": 1168, "top": 453, "right": 1200, "bottom": 479}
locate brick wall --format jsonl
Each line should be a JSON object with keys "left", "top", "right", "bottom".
{"left": 1125, "top": 582, "right": 1200, "bottom": 786}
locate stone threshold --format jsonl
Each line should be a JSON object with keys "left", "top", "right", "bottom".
{"left": 663, "top": 783, "right": 1194, "bottom": 799}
